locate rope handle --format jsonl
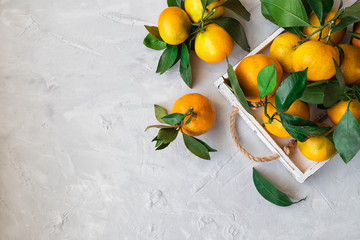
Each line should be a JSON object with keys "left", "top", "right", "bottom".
{"left": 230, "top": 107, "right": 296, "bottom": 162}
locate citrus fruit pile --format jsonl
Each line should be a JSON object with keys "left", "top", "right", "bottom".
{"left": 143, "top": 0, "right": 251, "bottom": 88}
{"left": 225, "top": 0, "right": 360, "bottom": 163}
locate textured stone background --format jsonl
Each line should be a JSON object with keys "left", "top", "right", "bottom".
{"left": 0, "top": 0, "right": 359, "bottom": 239}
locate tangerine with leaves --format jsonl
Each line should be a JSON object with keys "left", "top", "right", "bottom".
{"left": 185, "top": 0, "right": 226, "bottom": 23}
{"left": 303, "top": 9, "right": 346, "bottom": 45}
{"left": 234, "top": 54, "right": 283, "bottom": 102}
{"left": 195, "top": 23, "right": 234, "bottom": 63}
{"left": 263, "top": 98, "right": 310, "bottom": 139}
{"left": 172, "top": 93, "right": 216, "bottom": 136}
{"left": 293, "top": 40, "right": 340, "bottom": 81}
{"left": 297, "top": 124, "right": 336, "bottom": 162}
{"left": 327, "top": 100, "right": 360, "bottom": 126}
{"left": 269, "top": 32, "right": 301, "bottom": 73}
{"left": 158, "top": 7, "right": 192, "bottom": 45}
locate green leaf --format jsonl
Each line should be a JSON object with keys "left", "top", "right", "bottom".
{"left": 275, "top": 69, "right": 308, "bottom": 113}
{"left": 180, "top": 43, "right": 192, "bottom": 88}
{"left": 144, "top": 25, "right": 163, "bottom": 41}
{"left": 352, "top": 85, "right": 360, "bottom": 103}
{"left": 143, "top": 33, "right": 167, "bottom": 50}
{"left": 156, "top": 45, "right": 178, "bottom": 74}
{"left": 201, "top": 0, "right": 216, "bottom": 9}
{"left": 333, "top": 3, "right": 360, "bottom": 33}
{"left": 211, "top": 17, "right": 250, "bottom": 52}
{"left": 323, "top": 79, "right": 343, "bottom": 108}
{"left": 299, "top": 84, "right": 325, "bottom": 105}
{"left": 280, "top": 113, "right": 332, "bottom": 142}
{"left": 145, "top": 125, "right": 175, "bottom": 131}
{"left": 284, "top": 26, "right": 304, "bottom": 37}
{"left": 257, "top": 64, "right": 277, "bottom": 99}
{"left": 260, "top": 0, "right": 311, "bottom": 27}
{"left": 183, "top": 133, "right": 211, "bottom": 160}
{"left": 351, "top": 31, "right": 360, "bottom": 40}
{"left": 227, "top": 63, "right": 253, "bottom": 115}
{"left": 221, "top": 0, "right": 251, "bottom": 21}
{"left": 157, "top": 128, "right": 179, "bottom": 144}
{"left": 154, "top": 104, "right": 169, "bottom": 123}
{"left": 253, "top": 168, "right": 306, "bottom": 207}
{"left": 167, "top": 0, "right": 182, "bottom": 7}
{"left": 334, "top": 105, "right": 360, "bottom": 163}
{"left": 161, "top": 112, "right": 186, "bottom": 125}
{"left": 305, "top": 0, "right": 333, "bottom": 25}
{"left": 333, "top": 59, "right": 345, "bottom": 90}
{"left": 156, "top": 142, "right": 170, "bottom": 150}
{"left": 192, "top": 138, "right": 217, "bottom": 152}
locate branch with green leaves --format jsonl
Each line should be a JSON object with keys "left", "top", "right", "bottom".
{"left": 260, "top": 0, "right": 360, "bottom": 47}
{"left": 143, "top": 0, "right": 251, "bottom": 88}
{"left": 146, "top": 105, "right": 217, "bottom": 160}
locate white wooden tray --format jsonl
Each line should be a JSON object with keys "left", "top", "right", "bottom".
{"left": 215, "top": 28, "right": 333, "bottom": 183}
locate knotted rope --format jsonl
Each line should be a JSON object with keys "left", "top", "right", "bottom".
{"left": 230, "top": 107, "right": 297, "bottom": 162}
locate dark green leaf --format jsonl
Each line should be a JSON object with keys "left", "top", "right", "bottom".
{"left": 227, "top": 63, "right": 253, "bottom": 115}
{"left": 306, "top": 80, "right": 329, "bottom": 87}
{"left": 157, "top": 128, "right": 179, "bottom": 144}
{"left": 352, "top": 85, "right": 360, "bottom": 103}
{"left": 301, "top": 0, "right": 313, "bottom": 16}
{"left": 183, "top": 133, "right": 211, "bottom": 160}
{"left": 221, "top": 0, "right": 251, "bottom": 21}
{"left": 144, "top": 25, "right": 163, "bottom": 41}
{"left": 257, "top": 64, "right": 277, "bottom": 99}
{"left": 253, "top": 168, "right": 306, "bottom": 207}
{"left": 145, "top": 125, "right": 175, "bottom": 131}
{"left": 167, "top": 0, "right": 182, "bottom": 7}
{"left": 143, "top": 33, "right": 167, "bottom": 50}
{"left": 351, "top": 31, "right": 360, "bottom": 40}
{"left": 260, "top": 0, "right": 311, "bottom": 27}
{"left": 156, "top": 142, "right": 170, "bottom": 150}
{"left": 323, "top": 79, "right": 343, "bottom": 108}
{"left": 305, "top": 0, "right": 333, "bottom": 24}
{"left": 280, "top": 113, "right": 332, "bottom": 142}
{"left": 154, "top": 104, "right": 169, "bottom": 123}
{"left": 192, "top": 138, "right": 217, "bottom": 152}
{"left": 155, "top": 139, "right": 165, "bottom": 148}
{"left": 284, "top": 27, "right": 304, "bottom": 37}
{"left": 161, "top": 112, "right": 186, "bottom": 125}
{"left": 180, "top": 43, "right": 192, "bottom": 88}
{"left": 211, "top": 17, "right": 250, "bottom": 52}
{"left": 333, "top": 3, "right": 360, "bottom": 33}
{"left": 156, "top": 45, "right": 178, "bottom": 74}
{"left": 334, "top": 105, "right": 360, "bottom": 163}
{"left": 275, "top": 69, "right": 308, "bottom": 113}
{"left": 300, "top": 84, "right": 325, "bottom": 105}
{"left": 333, "top": 59, "right": 345, "bottom": 90}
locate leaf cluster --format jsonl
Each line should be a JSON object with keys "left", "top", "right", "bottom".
{"left": 146, "top": 105, "right": 217, "bottom": 160}
{"left": 143, "top": 0, "right": 252, "bottom": 88}
{"left": 261, "top": 0, "right": 360, "bottom": 45}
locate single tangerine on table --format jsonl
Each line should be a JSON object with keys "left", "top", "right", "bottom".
{"left": 234, "top": 54, "right": 283, "bottom": 102}
{"left": 263, "top": 98, "right": 310, "bottom": 139}
{"left": 158, "top": 7, "right": 192, "bottom": 45}
{"left": 172, "top": 93, "right": 216, "bottom": 136}
{"left": 184, "top": 0, "right": 225, "bottom": 23}
{"left": 194, "top": 23, "right": 234, "bottom": 63}
{"left": 293, "top": 40, "right": 340, "bottom": 81}
{"left": 303, "top": 9, "right": 346, "bottom": 45}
